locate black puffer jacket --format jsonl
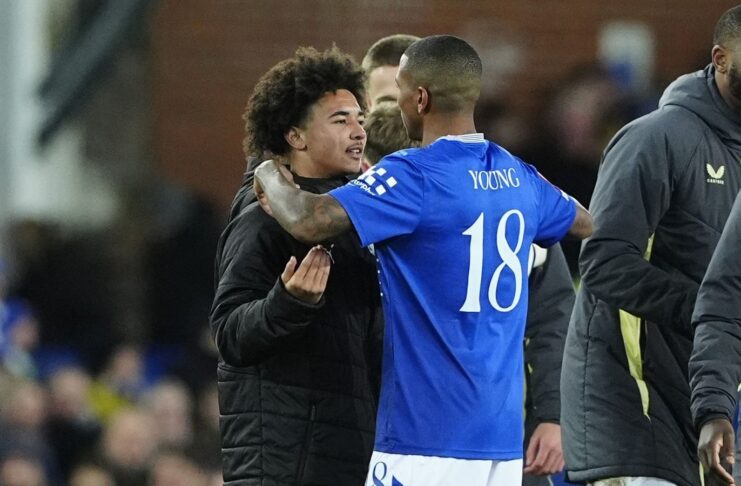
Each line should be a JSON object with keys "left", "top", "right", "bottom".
{"left": 561, "top": 65, "right": 741, "bottom": 486}
{"left": 210, "top": 173, "right": 382, "bottom": 486}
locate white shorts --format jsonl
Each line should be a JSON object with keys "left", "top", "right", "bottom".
{"left": 365, "top": 450, "right": 523, "bottom": 486}
{"left": 590, "top": 478, "right": 677, "bottom": 486}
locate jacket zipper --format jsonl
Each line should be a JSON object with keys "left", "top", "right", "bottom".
{"left": 295, "top": 404, "right": 316, "bottom": 486}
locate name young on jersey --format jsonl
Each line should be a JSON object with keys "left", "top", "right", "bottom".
{"left": 469, "top": 168, "right": 520, "bottom": 191}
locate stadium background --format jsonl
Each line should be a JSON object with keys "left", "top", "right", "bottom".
{"left": 0, "top": 1, "right": 737, "bottom": 485}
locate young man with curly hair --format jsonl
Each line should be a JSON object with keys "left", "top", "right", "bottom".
{"left": 209, "top": 46, "right": 383, "bottom": 485}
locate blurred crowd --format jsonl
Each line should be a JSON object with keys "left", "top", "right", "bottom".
{"left": 0, "top": 187, "right": 223, "bottom": 486}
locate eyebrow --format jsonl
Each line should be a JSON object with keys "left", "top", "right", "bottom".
{"left": 329, "top": 109, "right": 365, "bottom": 118}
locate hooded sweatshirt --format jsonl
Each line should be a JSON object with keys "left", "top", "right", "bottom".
{"left": 561, "top": 65, "right": 741, "bottom": 486}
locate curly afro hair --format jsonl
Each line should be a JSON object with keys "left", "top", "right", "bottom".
{"left": 243, "top": 46, "right": 367, "bottom": 158}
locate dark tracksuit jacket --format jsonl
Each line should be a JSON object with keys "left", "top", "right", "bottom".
{"left": 524, "top": 243, "right": 575, "bottom": 486}
{"left": 690, "top": 193, "right": 741, "bottom": 430}
{"left": 210, "top": 174, "right": 382, "bottom": 486}
{"left": 561, "top": 65, "right": 741, "bottom": 486}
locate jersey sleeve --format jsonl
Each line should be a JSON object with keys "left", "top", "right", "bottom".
{"left": 329, "top": 155, "right": 424, "bottom": 247}
{"left": 521, "top": 162, "right": 577, "bottom": 247}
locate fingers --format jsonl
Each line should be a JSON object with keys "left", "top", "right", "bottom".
{"left": 283, "top": 246, "right": 333, "bottom": 304}
{"left": 277, "top": 162, "right": 293, "bottom": 182}
{"left": 722, "top": 428, "right": 736, "bottom": 465}
{"left": 714, "top": 437, "right": 736, "bottom": 485}
{"left": 707, "top": 439, "right": 735, "bottom": 485}
{"left": 313, "top": 249, "right": 331, "bottom": 290}
{"left": 524, "top": 448, "right": 548, "bottom": 475}
{"left": 544, "top": 449, "right": 564, "bottom": 475}
{"left": 291, "top": 247, "right": 317, "bottom": 282}
{"left": 523, "top": 436, "right": 539, "bottom": 474}
{"left": 524, "top": 424, "right": 563, "bottom": 476}
{"left": 281, "top": 256, "right": 297, "bottom": 285}
{"left": 258, "top": 196, "right": 273, "bottom": 217}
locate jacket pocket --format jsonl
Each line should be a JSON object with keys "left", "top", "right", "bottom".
{"left": 295, "top": 403, "right": 317, "bottom": 486}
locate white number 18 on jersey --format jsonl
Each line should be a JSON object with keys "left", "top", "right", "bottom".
{"left": 459, "top": 210, "right": 524, "bottom": 313}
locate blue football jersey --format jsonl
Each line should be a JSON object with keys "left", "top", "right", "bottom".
{"left": 329, "top": 134, "right": 576, "bottom": 460}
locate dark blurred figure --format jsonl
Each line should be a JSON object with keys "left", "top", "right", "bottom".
{"left": 89, "top": 344, "right": 149, "bottom": 422}
{"left": 68, "top": 463, "right": 115, "bottom": 486}
{"left": 0, "top": 454, "right": 49, "bottom": 486}
{"left": 526, "top": 65, "right": 638, "bottom": 275}
{"left": 100, "top": 408, "right": 157, "bottom": 486}
{"left": 149, "top": 450, "right": 207, "bottom": 486}
{"left": 145, "top": 183, "right": 220, "bottom": 346}
{"left": 0, "top": 381, "right": 57, "bottom": 483}
{"left": 44, "top": 366, "right": 101, "bottom": 482}
{"left": 188, "top": 383, "right": 221, "bottom": 472}
{"left": 141, "top": 380, "right": 194, "bottom": 452}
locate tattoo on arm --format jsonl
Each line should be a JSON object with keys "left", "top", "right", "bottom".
{"left": 290, "top": 193, "right": 352, "bottom": 243}
{"left": 256, "top": 160, "right": 352, "bottom": 243}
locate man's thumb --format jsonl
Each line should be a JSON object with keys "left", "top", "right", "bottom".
{"left": 281, "top": 256, "right": 297, "bottom": 284}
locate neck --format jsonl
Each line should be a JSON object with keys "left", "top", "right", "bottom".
{"left": 289, "top": 152, "right": 326, "bottom": 178}
{"left": 715, "top": 70, "right": 741, "bottom": 116}
{"left": 420, "top": 111, "right": 477, "bottom": 147}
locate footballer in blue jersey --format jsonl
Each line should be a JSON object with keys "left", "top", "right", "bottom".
{"left": 254, "top": 35, "right": 592, "bottom": 486}
{"left": 330, "top": 133, "right": 576, "bottom": 460}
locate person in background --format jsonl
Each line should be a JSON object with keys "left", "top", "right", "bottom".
{"left": 561, "top": 6, "right": 741, "bottom": 486}
{"left": 689, "top": 192, "right": 741, "bottom": 486}
{"left": 362, "top": 102, "right": 419, "bottom": 169}
{"left": 362, "top": 34, "right": 420, "bottom": 111}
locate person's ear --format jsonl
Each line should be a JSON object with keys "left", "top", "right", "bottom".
{"left": 285, "top": 127, "right": 307, "bottom": 151}
{"left": 417, "top": 87, "right": 430, "bottom": 114}
{"left": 713, "top": 45, "right": 729, "bottom": 74}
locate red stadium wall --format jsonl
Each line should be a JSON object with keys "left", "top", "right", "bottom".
{"left": 151, "top": 0, "right": 737, "bottom": 215}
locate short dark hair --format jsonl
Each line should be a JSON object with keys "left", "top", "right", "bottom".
{"left": 714, "top": 5, "right": 741, "bottom": 46}
{"left": 243, "top": 46, "right": 366, "bottom": 157}
{"left": 402, "top": 35, "right": 482, "bottom": 112}
{"left": 364, "top": 103, "right": 418, "bottom": 165}
{"left": 362, "top": 34, "right": 420, "bottom": 73}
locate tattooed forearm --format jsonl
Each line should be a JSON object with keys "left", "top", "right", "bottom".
{"left": 289, "top": 193, "right": 352, "bottom": 243}
{"left": 255, "top": 160, "right": 351, "bottom": 243}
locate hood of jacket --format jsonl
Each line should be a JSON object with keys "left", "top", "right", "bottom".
{"left": 659, "top": 64, "right": 741, "bottom": 150}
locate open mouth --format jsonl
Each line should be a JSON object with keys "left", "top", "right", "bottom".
{"left": 346, "top": 147, "right": 363, "bottom": 159}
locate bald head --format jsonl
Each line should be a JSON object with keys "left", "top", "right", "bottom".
{"left": 400, "top": 35, "right": 482, "bottom": 112}
{"left": 715, "top": 6, "right": 741, "bottom": 46}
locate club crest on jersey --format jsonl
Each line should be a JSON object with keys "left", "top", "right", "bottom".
{"left": 356, "top": 167, "right": 398, "bottom": 196}
{"left": 706, "top": 163, "right": 725, "bottom": 185}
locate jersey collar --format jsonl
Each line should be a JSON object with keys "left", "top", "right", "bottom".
{"left": 437, "top": 133, "right": 486, "bottom": 144}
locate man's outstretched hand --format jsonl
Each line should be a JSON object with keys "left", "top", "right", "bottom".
{"left": 699, "top": 418, "right": 735, "bottom": 485}
{"left": 281, "top": 246, "right": 332, "bottom": 304}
